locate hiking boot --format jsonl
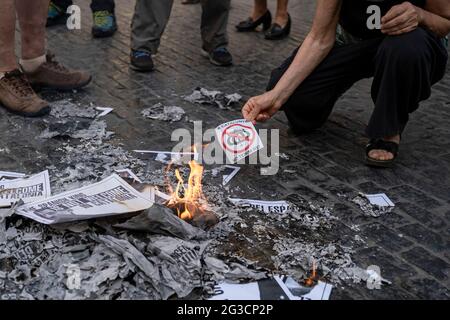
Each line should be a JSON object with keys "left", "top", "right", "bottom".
{"left": 92, "top": 10, "right": 118, "bottom": 38}
{"left": 47, "top": 1, "right": 69, "bottom": 27}
{"left": 23, "top": 53, "right": 92, "bottom": 91}
{"left": 0, "top": 70, "right": 50, "bottom": 117}
{"left": 130, "top": 50, "right": 154, "bottom": 72}
{"left": 201, "top": 47, "right": 233, "bottom": 66}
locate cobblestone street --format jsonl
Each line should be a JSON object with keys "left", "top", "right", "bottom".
{"left": 0, "top": 0, "right": 449, "bottom": 299}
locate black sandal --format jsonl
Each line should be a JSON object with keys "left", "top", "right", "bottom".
{"left": 365, "top": 139, "right": 399, "bottom": 168}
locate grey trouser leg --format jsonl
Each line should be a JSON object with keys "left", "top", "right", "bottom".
{"left": 131, "top": 0, "right": 174, "bottom": 54}
{"left": 131, "top": 0, "right": 230, "bottom": 54}
{"left": 200, "top": 0, "right": 230, "bottom": 52}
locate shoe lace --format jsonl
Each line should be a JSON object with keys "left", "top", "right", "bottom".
{"left": 93, "top": 11, "right": 112, "bottom": 27}
{"left": 213, "top": 47, "right": 229, "bottom": 57}
{"left": 134, "top": 51, "right": 150, "bottom": 58}
{"left": 3, "top": 70, "right": 34, "bottom": 97}
{"left": 48, "top": 2, "right": 63, "bottom": 15}
{"left": 44, "top": 53, "right": 69, "bottom": 73}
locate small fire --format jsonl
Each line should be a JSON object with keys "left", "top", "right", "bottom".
{"left": 166, "top": 149, "right": 208, "bottom": 221}
{"left": 304, "top": 259, "right": 318, "bottom": 287}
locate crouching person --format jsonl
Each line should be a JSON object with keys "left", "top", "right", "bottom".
{"left": 242, "top": 0, "right": 449, "bottom": 167}
{"left": 0, "top": 0, "right": 91, "bottom": 117}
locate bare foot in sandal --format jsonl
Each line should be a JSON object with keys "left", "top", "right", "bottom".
{"left": 366, "top": 134, "right": 400, "bottom": 167}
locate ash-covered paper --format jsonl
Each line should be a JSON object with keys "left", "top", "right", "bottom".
{"left": 184, "top": 87, "right": 242, "bottom": 110}
{"left": 141, "top": 103, "right": 185, "bottom": 122}
{"left": 351, "top": 193, "right": 394, "bottom": 217}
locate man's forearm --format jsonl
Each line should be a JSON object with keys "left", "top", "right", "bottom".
{"left": 272, "top": 35, "right": 335, "bottom": 106}
{"left": 418, "top": 6, "right": 450, "bottom": 37}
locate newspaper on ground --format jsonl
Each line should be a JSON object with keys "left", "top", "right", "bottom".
{"left": 209, "top": 276, "right": 332, "bottom": 300}
{"left": 0, "top": 171, "right": 26, "bottom": 181}
{"left": 365, "top": 193, "right": 395, "bottom": 207}
{"left": 215, "top": 119, "right": 263, "bottom": 164}
{"left": 229, "top": 198, "right": 295, "bottom": 214}
{"left": 15, "top": 174, "right": 154, "bottom": 224}
{"left": 0, "top": 170, "right": 51, "bottom": 207}
{"left": 95, "top": 107, "right": 114, "bottom": 117}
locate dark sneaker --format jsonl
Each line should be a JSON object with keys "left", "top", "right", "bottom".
{"left": 92, "top": 10, "right": 118, "bottom": 38}
{"left": 23, "top": 53, "right": 92, "bottom": 91}
{"left": 46, "top": 1, "right": 69, "bottom": 27}
{"left": 130, "top": 50, "right": 154, "bottom": 72}
{"left": 201, "top": 47, "right": 233, "bottom": 66}
{"left": 0, "top": 70, "right": 50, "bottom": 117}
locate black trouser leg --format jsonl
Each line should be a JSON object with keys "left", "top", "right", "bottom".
{"left": 267, "top": 39, "right": 380, "bottom": 134}
{"left": 51, "top": 0, "right": 73, "bottom": 10}
{"left": 91, "top": 0, "right": 115, "bottom": 12}
{"left": 368, "top": 28, "right": 448, "bottom": 138}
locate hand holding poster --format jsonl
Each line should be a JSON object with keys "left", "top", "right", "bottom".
{"left": 0, "top": 171, "right": 51, "bottom": 207}
{"left": 15, "top": 174, "right": 154, "bottom": 224}
{"left": 215, "top": 119, "right": 263, "bottom": 163}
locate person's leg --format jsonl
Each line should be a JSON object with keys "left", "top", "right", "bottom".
{"left": 252, "top": 0, "right": 268, "bottom": 21}
{"left": 200, "top": 0, "right": 230, "bottom": 51}
{"left": 0, "top": 0, "right": 49, "bottom": 116}
{"left": 91, "top": 0, "right": 115, "bottom": 12}
{"left": 267, "top": 39, "right": 380, "bottom": 134}
{"left": 52, "top": 0, "right": 72, "bottom": 10}
{"left": 131, "top": 0, "right": 174, "bottom": 55}
{"left": 200, "top": 0, "right": 232, "bottom": 66}
{"left": 274, "top": 0, "right": 289, "bottom": 27}
{"left": 367, "top": 28, "right": 448, "bottom": 160}
{"left": 16, "top": 0, "right": 49, "bottom": 63}
{"left": 16, "top": 0, "right": 91, "bottom": 90}
{"left": 0, "top": 0, "right": 17, "bottom": 73}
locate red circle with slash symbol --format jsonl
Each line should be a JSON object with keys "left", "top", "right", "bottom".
{"left": 221, "top": 123, "right": 256, "bottom": 154}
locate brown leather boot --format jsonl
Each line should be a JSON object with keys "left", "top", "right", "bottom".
{"left": 24, "top": 53, "right": 92, "bottom": 90}
{"left": 0, "top": 70, "right": 50, "bottom": 117}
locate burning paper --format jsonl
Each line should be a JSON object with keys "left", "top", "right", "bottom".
{"left": 0, "top": 171, "right": 51, "bottom": 207}
{"left": 229, "top": 198, "right": 295, "bottom": 214}
{"left": 209, "top": 276, "right": 332, "bottom": 300}
{"left": 0, "top": 171, "right": 26, "bottom": 181}
{"left": 215, "top": 119, "right": 263, "bottom": 164}
{"left": 15, "top": 174, "right": 154, "bottom": 224}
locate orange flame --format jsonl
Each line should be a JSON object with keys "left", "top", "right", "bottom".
{"left": 166, "top": 147, "right": 207, "bottom": 220}
{"left": 304, "top": 259, "right": 318, "bottom": 287}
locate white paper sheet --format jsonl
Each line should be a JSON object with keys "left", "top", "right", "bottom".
{"left": 133, "top": 150, "right": 199, "bottom": 164}
{"left": 222, "top": 165, "right": 240, "bottom": 185}
{"left": 209, "top": 276, "right": 332, "bottom": 300}
{"left": 365, "top": 193, "right": 395, "bottom": 207}
{"left": 95, "top": 107, "right": 114, "bottom": 117}
{"left": 215, "top": 119, "right": 263, "bottom": 163}
{"left": 229, "top": 198, "right": 295, "bottom": 214}
{"left": 0, "top": 171, "right": 26, "bottom": 181}
{"left": 15, "top": 174, "right": 154, "bottom": 224}
{"left": 0, "top": 171, "right": 51, "bottom": 207}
